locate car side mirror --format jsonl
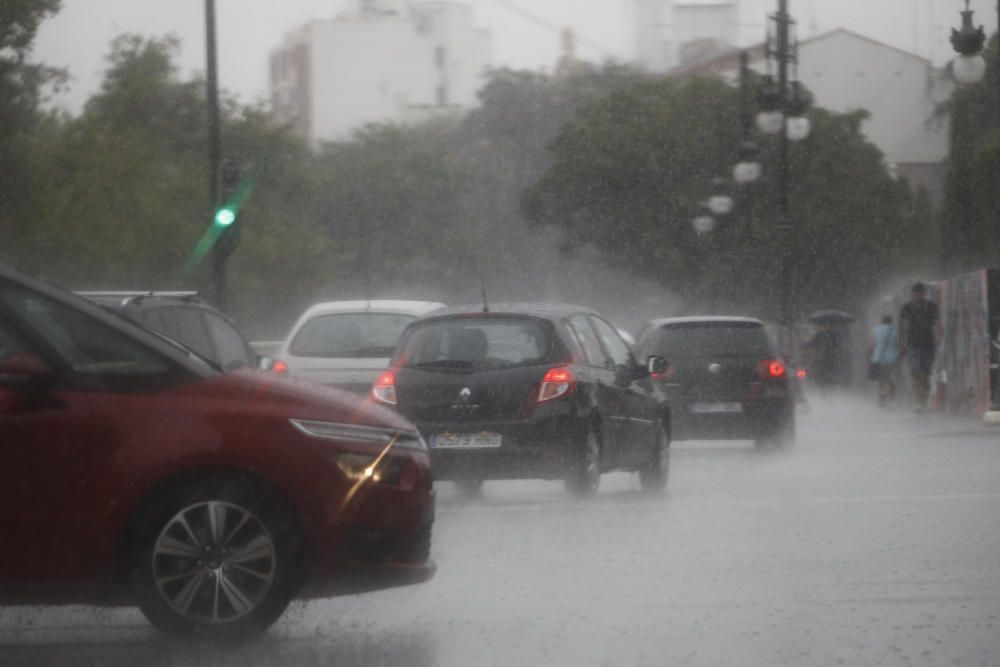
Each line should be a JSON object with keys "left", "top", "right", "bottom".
{"left": 0, "top": 352, "right": 55, "bottom": 394}
{"left": 257, "top": 355, "right": 275, "bottom": 371}
{"left": 647, "top": 355, "right": 667, "bottom": 376}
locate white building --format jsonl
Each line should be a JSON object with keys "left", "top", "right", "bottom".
{"left": 670, "top": 29, "right": 954, "bottom": 204}
{"left": 270, "top": 0, "right": 492, "bottom": 144}
{"left": 633, "top": 0, "right": 996, "bottom": 73}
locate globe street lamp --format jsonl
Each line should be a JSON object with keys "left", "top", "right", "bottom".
{"left": 733, "top": 141, "right": 762, "bottom": 185}
{"left": 692, "top": 203, "right": 717, "bottom": 235}
{"left": 951, "top": 0, "right": 988, "bottom": 84}
{"left": 707, "top": 178, "right": 735, "bottom": 216}
{"left": 785, "top": 81, "right": 812, "bottom": 141}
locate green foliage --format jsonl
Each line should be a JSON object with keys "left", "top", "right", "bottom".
{"left": 523, "top": 76, "right": 922, "bottom": 318}
{"left": 0, "top": 0, "right": 64, "bottom": 260}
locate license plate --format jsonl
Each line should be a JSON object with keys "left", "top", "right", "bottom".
{"left": 430, "top": 432, "right": 502, "bottom": 449}
{"left": 689, "top": 401, "right": 743, "bottom": 414}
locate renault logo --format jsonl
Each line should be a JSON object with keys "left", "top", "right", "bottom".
{"left": 458, "top": 387, "right": 472, "bottom": 403}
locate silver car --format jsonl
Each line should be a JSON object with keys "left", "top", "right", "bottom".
{"left": 276, "top": 300, "right": 445, "bottom": 393}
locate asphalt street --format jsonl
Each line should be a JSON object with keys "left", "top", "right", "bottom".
{"left": 1, "top": 393, "right": 998, "bottom": 667}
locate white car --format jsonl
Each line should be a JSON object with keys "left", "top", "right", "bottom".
{"left": 276, "top": 300, "right": 445, "bottom": 393}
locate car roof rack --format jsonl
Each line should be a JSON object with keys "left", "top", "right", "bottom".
{"left": 76, "top": 290, "right": 202, "bottom": 306}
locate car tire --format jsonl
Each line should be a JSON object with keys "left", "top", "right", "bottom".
{"left": 565, "top": 426, "right": 601, "bottom": 497}
{"left": 638, "top": 420, "right": 670, "bottom": 492}
{"left": 755, "top": 405, "right": 795, "bottom": 452}
{"left": 454, "top": 478, "right": 484, "bottom": 499}
{"left": 128, "top": 474, "right": 305, "bottom": 641}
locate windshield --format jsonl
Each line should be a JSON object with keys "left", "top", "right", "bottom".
{"left": 643, "top": 322, "right": 771, "bottom": 359}
{"left": 396, "top": 317, "right": 554, "bottom": 370}
{"left": 290, "top": 312, "right": 415, "bottom": 358}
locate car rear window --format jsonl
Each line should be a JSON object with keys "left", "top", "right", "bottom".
{"left": 642, "top": 321, "right": 771, "bottom": 359}
{"left": 290, "top": 312, "right": 415, "bottom": 358}
{"left": 395, "top": 317, "right": 556, "bottom": 370}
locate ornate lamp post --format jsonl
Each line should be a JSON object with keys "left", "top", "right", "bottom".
{"left": 950, "top": 0, "right": 989, "bottom": 84}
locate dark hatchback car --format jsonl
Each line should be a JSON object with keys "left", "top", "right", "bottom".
{"left": 371, "top": 304, "right": 670, "bottom": 496}
{"left": 635, "top": 316, "right": 794, "bottom": 448}
{"left": 0, "top": 264, "right": 434, "bottom": 640}
{"left": 78, "top": 291, "right": 264, "bottom": 372}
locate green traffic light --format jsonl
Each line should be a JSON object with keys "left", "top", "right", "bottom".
{"left": 215, "top": 206, "right": 237, "bottom": 226}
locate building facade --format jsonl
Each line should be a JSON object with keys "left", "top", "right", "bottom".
{"left": 669, "top": 29, "right": 953, "bottom": 204}
{"left": 270, "top": 0, "right": 492, "bottom": 144}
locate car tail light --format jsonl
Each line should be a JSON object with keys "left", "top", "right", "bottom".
{"left": 273, "top": 360, "right": 288, "bottom": 374}
{"left": 757, "top": 359, "right": 786, "bottom": 380}
{"left": 796, "top": 368, "right": 807, "bottom": 379}
{"left": 372, "top": 370, "right": 397, "bottom": 405}
{"left": 538, "top": 366, "right": 575, "bottom": 402}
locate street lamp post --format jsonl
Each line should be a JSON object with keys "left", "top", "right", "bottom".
{"left": 949, "top": 0, "right": 1000, "bottom": 417}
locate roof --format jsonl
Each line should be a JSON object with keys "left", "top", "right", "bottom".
{"left": 643, "top": 316, "right": 764, "bottom": 327}
{"left": 417, "top": 303, "right": 598, "bottom": 321}
{"left": 294, "top": 300, "right": 447, "bottom": 321}
{"left": 668, "top": 28, "right": 931, "bottom": 79}
{"left": 76, "top": 291, "right": 203, "bottom": 309}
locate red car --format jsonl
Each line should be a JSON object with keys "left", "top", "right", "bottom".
{"left": 0, "top": 263, "right": 434, "bottom": 639}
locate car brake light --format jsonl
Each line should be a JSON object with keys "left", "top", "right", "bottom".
{"left": 757, "top": 359, "right": 786, "bottom": 380}
{"left": 796, "top": 368, "right": 807, "bottom": 379}
{"left": 538, "top": 366, "right": 575, "bottom": 402}
{"left": 372, "top": 370, "right": 397, "bottom": 405}
{"left": 273, "top": 360, "right": 288, "bottom": 374}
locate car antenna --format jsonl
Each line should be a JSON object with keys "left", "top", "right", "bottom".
{"left": 481, "top": 274, "right": 490, "bottom": 313}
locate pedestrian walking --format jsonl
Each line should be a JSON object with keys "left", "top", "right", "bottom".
{"left": 899, "top": 283, "right": 941, "bottom": 412}
{"left": 868, "top": 315, "right": 899, "bottom": 407}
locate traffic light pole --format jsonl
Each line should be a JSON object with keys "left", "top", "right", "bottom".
{"left": 205, "top": 0, "right": 226, "bottom": 308}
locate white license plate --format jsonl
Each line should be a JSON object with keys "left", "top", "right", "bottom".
{"left": 430, "top": 432, "right": 502, "bottom": 449}
{"left": 689, "top": 402, "right": 743, "bottom": 414}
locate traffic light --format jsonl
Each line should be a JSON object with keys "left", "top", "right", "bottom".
{"left": 214, "top": 204, "right": 237, "bottom": 227}
{"left": 184, "top": 161, "right": 256, "bottom": 275}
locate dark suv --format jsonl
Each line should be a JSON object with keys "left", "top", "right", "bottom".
{"left": 79, "top": 292, "right": 262, "bottom": 372}
{"left": 635, "top": 316, "right": 794, "bottom": 448}
{"left": 373, "top": 304, "right": 670, "bottom": 496}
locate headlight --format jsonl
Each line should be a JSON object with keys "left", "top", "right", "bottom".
{"left": 290, "top": 419, "right": 426, "bottom": 450}
{"left": 334, "top": 452, "right": 410, "bottom": 485}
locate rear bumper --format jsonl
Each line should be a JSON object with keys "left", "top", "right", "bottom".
{"left": 671, "top": 397, "right": 791, "bottom": 440}
{"left": 416, "top": 413, "right": 582, "bottom": 481}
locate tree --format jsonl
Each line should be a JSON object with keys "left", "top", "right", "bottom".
{"left": 0, "top": 0, "right": 63, "bottom": 263}
{"left": 523, "top": 75, "right": 922, "bottom": 319}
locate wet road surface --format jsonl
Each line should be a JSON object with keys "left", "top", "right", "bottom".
{"left": 1, "top": 394, "right": 999, "bottom": 666}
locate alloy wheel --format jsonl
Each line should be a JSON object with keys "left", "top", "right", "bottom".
{"left": 152, "top": 501, "right": 276, "bottom": 624}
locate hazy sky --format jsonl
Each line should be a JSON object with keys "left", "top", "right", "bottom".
{"left": 33, "top": 0, "right": 999, "bottom": 113}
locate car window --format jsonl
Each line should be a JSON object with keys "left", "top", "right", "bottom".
{"left": 641, "top": 322, "right": 771, "bottom": 359}
{"left": 290, "top": 312, "right": 415, "bottom": 358}
{"left": 0, "top": 281, "right": 170, "bottom": 382}
{"left": 142, "top": 307, "right": 216, "bottom": 363}
{"left": 567, "top": 315, "right": 608, "bottom": 368}
{"left": 396, "top": 317, "right": 554, "bottom": 369}
{"left": 203, "top": 312, "right": 253, "bottom": 370}
{"left": 589, "top": 316, "right": 634, "bottom": 369}
{"left": 0, "top": 320, "right": 27, "bottom": 361}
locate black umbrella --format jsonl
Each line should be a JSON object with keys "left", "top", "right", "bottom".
{"left": 808, "top": 309, "right": 855, "bottom": 325}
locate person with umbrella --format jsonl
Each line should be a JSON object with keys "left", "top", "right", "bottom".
{"left": 806, "top": 310, "right": 854, "bottom": 390}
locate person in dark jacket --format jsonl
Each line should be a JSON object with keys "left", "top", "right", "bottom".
{"left": 899, "top": 283, "right": 941, "bottom": 412}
